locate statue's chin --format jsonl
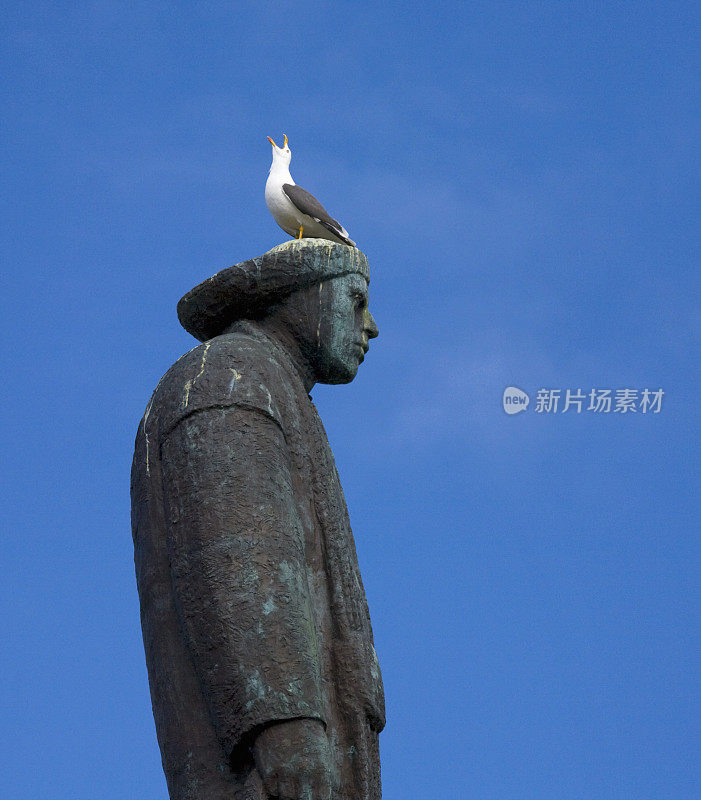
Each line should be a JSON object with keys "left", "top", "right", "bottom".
{"left": 317, "top": 358, "right": 360, "bottom": 385}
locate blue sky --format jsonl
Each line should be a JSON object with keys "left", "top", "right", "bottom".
{"left": 2, "top": 2, "right": 699, "bottom": 798}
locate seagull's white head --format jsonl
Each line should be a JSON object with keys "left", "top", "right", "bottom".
{"left": 267, "top": 134, "right": 292, "bottom": 169}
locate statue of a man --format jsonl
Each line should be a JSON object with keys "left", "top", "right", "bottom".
{"left": 131, "top": 240, "right": 385, "bottom": 800}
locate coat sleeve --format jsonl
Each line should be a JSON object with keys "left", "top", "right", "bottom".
{"left": 158, "top": 402, "right": 325, "bottom": 762}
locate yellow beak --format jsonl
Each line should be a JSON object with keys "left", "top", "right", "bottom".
{"left": 267, "top": 134, "right": 288, "bottom": 149}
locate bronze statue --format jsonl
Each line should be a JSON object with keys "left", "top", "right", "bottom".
{"left": 131, "top": 240, "right": 385, "bottom": 800}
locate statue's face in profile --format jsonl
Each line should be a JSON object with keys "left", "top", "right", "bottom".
{"left": 266, "top": 272, "right": 379, "bottom": 387}
{"left": 309, "top": 273, "right": 379, "bottom": 385}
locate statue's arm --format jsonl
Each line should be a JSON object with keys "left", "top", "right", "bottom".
{"left": 159, "top": 405, "right": 329, "bottom": 769}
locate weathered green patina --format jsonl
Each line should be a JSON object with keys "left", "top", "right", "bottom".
{"left": 131, "top": 239, "right": 384, "bottom": 800}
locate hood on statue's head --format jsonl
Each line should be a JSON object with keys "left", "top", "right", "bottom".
{"left": 177, "top": 239, "right": 369, "bottom": 342}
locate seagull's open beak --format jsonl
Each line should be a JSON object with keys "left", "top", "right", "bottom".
{"left": 283, "top": 134, "right": 288, "bottom": 148}
{"left": 267, "top": 136, "right": 278, "bottom": 147}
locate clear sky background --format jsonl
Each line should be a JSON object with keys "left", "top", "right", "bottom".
{"left": 2, "top": 2, "right": 699, "bottom": 798}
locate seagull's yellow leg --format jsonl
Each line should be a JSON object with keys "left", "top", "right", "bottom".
{"left": 297, "top": 225, "right": 304, "bottom": 239}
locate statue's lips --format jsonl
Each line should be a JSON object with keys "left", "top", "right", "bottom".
{"left": 354, "top": 341, "right": 369, "bottom": 362}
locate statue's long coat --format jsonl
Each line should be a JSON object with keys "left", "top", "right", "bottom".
{"left": 131, "top": 321, "right": 385, "bottom": 800}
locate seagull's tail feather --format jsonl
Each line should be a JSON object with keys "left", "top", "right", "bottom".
{"left": 319, "top": 220, "right": 356, "bottom": 247}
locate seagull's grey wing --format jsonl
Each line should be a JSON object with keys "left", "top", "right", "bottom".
{"left": 282, "top": 183, "right": 355, "bottom": 246}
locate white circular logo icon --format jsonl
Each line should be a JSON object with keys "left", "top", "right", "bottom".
{"left": 503, "top": 386, "right": 529, "bottom": 414}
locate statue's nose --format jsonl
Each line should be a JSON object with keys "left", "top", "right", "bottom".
{"left": 364, "top": 310, "right": 379, "bottom": 340}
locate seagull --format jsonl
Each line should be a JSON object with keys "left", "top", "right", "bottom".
{"left": 265, "top": 134, "right": 356, "bottom": 247}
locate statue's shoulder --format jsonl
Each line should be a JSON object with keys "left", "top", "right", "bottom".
{"left": 148, "top": 331, "right": 289, "bottom": 438}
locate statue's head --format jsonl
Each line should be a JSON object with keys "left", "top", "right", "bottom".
{"left": 267, "top": 271, "right": 379, "bottom": 385}
{"left": 177, "top": 240, "right": 379, "bottom": 386}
